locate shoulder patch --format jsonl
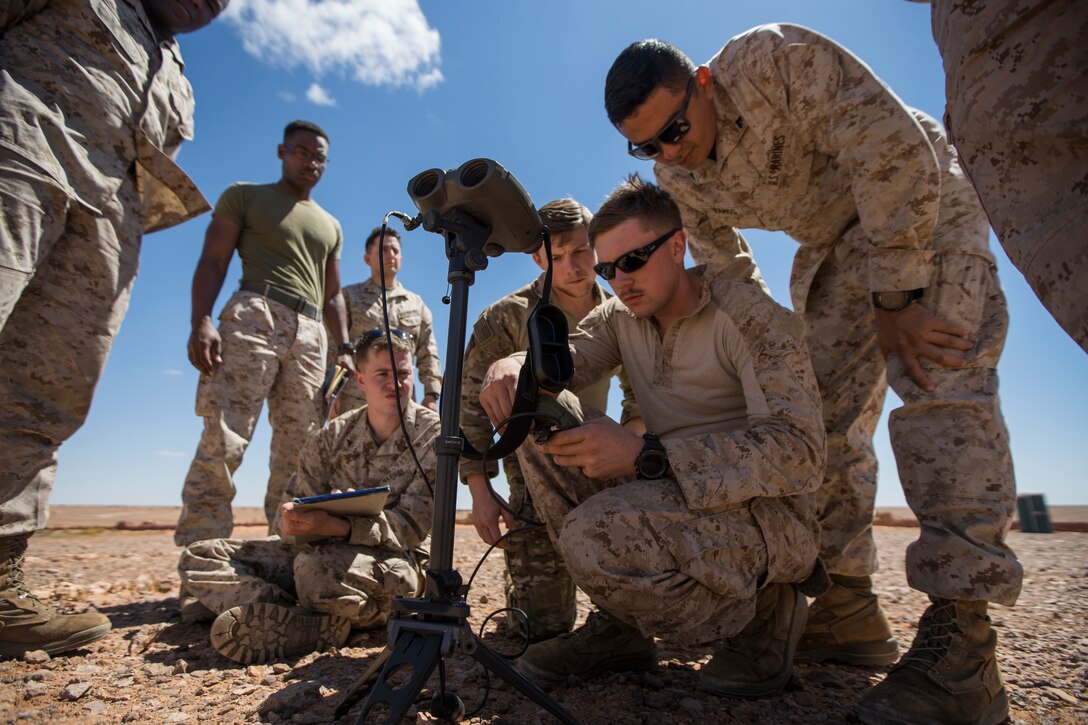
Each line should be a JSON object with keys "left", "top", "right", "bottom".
{"left": 472, "top": 316, "right": 497, "bottom": 350}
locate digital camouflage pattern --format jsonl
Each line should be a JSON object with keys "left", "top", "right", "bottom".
{"left": 336, "top": 278, "right": 442, "bottom": 413}
{"left": 175, "top": 291, "right": 328, "bottom": 546}
{"left": 513, "top": 275, "right": 825, "bottom": 646}
{"left": 656, "top": 24, "right": 1021, "bottom": 604}
{"left": 0, "top": 0, "right": 209, "bottom": 538}
{"left": 460, "top": 274, "right": 624, "bottom": 640}
{"left": 180, "top": 401, "right": 440, "bottom": 629}
{"left": 925, "top": 0, "right": 1088, "bottom": 353}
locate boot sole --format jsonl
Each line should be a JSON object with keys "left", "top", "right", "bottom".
{"left": 857, "top": 689, "right": 1009, "bottom": 725}
{"left": 0, "top": 621, "right": 112, "bottom": 658}
{"left": 700, "top": 587, "right": 808, "bottom": 698}
{"left": 795, "top": 637, "right": 900, "bottom": 666}
{"left": 515, "top": 648, "right": 659, "bottom": 686}
{"left": 210, "top": 603, "right": 350, "bottom": 665}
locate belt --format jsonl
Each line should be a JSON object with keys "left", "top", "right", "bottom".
{"left": 239, "top": 281, "right": 323, "bottom": 321}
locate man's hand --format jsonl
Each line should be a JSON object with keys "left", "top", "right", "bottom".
{"left": 188, "top": 317, "right": 223, "bottom": 375}
{"left": 336, "top": 352, "right": 356, "bottom": 374}
{"left": 466, "top": 473, "right": 516, "bottom": 547}
{"left": 279, "top": 501, "right": 350, "bottom": 539}
{"left": 874, "top": 303, "right": 974, "bottom": 392}
{"left": 422, "top": 393, "right": 439, "bottom": 412}
{"left": 540, "top": 416, "right": 643, "bottom": 480}
{"left": 479, "top": 357, "right": 524, "bottom": 432}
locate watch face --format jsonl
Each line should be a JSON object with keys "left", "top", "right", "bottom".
{"left": 874, "top": 291, "right": 911, "bottom": 311}
{"left": 637, "top": 449, "right": 670, "bottom": 479}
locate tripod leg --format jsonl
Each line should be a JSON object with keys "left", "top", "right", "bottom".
{"left": 355, "top": 630, "right": 443, "bottom": 724}
{"left": 470, "top": 638, "right": 581, "bottom": 725}
{"left": 334, "top": 645, "right": 393, "bottom": 719}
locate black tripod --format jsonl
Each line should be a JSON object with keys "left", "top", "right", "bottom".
{"left": 334, "top": 209, "right": 580, "bottom": 724}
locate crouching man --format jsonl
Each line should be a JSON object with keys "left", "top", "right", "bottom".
{"left": 479, "top": 175, "right": 827, "bottom": 697}
{"left": 179, "top": 329, "right": 440, "bottom": 664}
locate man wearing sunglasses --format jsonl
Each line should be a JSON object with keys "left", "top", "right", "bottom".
{"left": 335, "top": 226, "right": 442, "bottom": 417}
{"left": 179, "top": 330, "right": 441, "bottom": 663}
{"left": 175, "top": 120, "right": 355, "bottom": 557}
{"left": 0, "top": 0, "right": 227, "bottom": 657}
{"left": 461, "top": 198, "right": 642, "bottom": 646}
{"left": 479, "top": 176, "right": 825, "bottom": 698}
{"left": 605, "top": 27, "right": 1019, "bottom": 725}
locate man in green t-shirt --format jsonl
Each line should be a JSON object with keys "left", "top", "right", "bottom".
{"left": 175, "top": 120, "right": 355, "bottom": 547}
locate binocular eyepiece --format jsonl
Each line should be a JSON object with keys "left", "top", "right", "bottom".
{"left": 406, "top": 159, "right": 543, "bottom": 257}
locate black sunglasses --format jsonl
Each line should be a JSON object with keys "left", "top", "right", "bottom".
{"left": 357, "top": 327, "right": 414, "bottom": 348}
{"left": 627, "top": 76, "right": 694, "bottom": 160}
{"left": 594, "top": 228, "right": 680, "bottom": 280}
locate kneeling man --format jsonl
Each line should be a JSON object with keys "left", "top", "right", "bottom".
{"left": 479, "top": 175, "right": 826, "bottom": 697}
{"left": 179, "top": 329, "right": 440, "bottom": 664}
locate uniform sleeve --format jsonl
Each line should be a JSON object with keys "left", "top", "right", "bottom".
{"left": 347, "top": 412, "right": 440, "bottom": 550}
{"left": 212, "top": 184, "right": 247, "bottom": 228}
{"left": 566, "top": 306, "right": 625, "bottom": 394}
{"left": 616, "top": 365, "right": 642, "bottom": 426}
{"left": 724, "top": 25, "right": 940, "bottom": 291}
{"left": 1, "top": 0, "right": 51, "bottom": 32}
{"left": 458, "top": 303, "right": 524, "bottom": 480}
{"left": 272, "top": 426, "right": 336, "bottom": 536}
{"left": 666, "top": 291, "right": 826, "bottom": 510}
{"left": 415, "top": 300, "right": 443, "bottom": 398}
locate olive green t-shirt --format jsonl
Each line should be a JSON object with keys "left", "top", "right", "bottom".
{"left": 215, "top": 182, "right": 343, "bottom": 307}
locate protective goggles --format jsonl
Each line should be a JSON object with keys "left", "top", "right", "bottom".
{"left": 627, "top": 76, "right": 694, "bottom": 160}
{"left": 357, "top": 327, "right": 414, "bottom": 348}
{"left": 593, "top": 228, "right": 680, "bottom": 280}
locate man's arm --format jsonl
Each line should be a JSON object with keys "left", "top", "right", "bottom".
{"left": 416, "top": 301, "right": 442, "bottom": 410}
{"left": 322, "top": 257, "right": 355, "bottom": 373}
{"left": 1, "top": 0, "right": 50, "bottom": 31}
{"left": 188, "top": 214, "right": 241, "bottom": 375}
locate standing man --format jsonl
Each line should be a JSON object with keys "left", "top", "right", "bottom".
{"left": 335, "top": 226, "right": 441, "bottom": 416}
{"left": 461, "top": 198, "right": 640, "bottom": 643}
{"left": 0, "top": 0, "right": 226, "bottom": 657}
{"left": 913, "top": 0, "right": 1088, "bottom": 353}
{"left": 175, "top": 120, "right": 354, "bottom": 547}
{"left": 606, "top": 28, "right": 1020, "bottom": 724}
{"left": 479, "top": 176, "right": 826, "bottom": 697}
{"left": 179, "top": 331, "right": 440, "bottom": 664}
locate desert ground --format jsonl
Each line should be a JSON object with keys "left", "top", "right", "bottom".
{"left": 0, "top": 506, "right": 1085, "bottom": 724}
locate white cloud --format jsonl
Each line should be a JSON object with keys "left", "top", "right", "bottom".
{"left": 306, "top": 83, "right": 337, "bottom": 107}
{"left": 222, "top": 0, "right": 443, "bottom": 92}
{"left": 277, "top": 90, "right": 297, "bottom": 102}
{"left": 154, "top": 450, "right": 189, "bottom": 459}
{"left": 161, "top": 369, "right": 185, "bottom": 376}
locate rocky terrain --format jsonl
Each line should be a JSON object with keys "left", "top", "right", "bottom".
{"left": 0, "top": 517, "right": 1085, "bottom": 724}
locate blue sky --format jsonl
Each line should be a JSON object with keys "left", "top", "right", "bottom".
{"left": 52, "top": 0, "right": 1086, "bottom": 514}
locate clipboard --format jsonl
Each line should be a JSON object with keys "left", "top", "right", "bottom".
{"left": 292, "top": 486, "right": 390, "bottom": 516}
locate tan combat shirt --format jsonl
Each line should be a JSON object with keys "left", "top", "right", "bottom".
{"left": 278, "top": 401, "right": 441, "bottom": 557}
{"left": 0, "top": 0, "right": 209, "bottom": 266}
{"left": 656, "top": 23, "right": 978, "bottom": 293}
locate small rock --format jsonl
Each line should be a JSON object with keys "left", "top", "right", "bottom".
{"left": 23, "top": 682, "right": 49, "bottom": 699}
{"left": 257, "top": 680, "right": 323, "bottom": 718}
{"left": 73, "top": 664, "right": 101, "bottom": 676}
{"left": 678, "top": 697, "right": 704, "bottom": 717}
{"left": 1046, "top": 687, "right": 1078, "bottom": 705}
{"left": 640, "top": 672, "right": 665, "bottom": 689}
{"left": 245, "top": 664, "right": 268, "bottom": 678}
{"left": 62, "top": 682, "right": 92, "bottom": 701}
{"left": 261, "top": 675, "right": 280, "bottom": 686}
{"left": 290, "top": 713, "right": 330, "bottom": 724}
{"left": 23, "top": 650, "right": 49, "bottom": 665}
{"left": 16, "top": 711, "right": 42, "bottom": 721}
{"left": 145, "top": 663, "right": 173, "bottom": 678}
{"left": 271, "top": 663, "right": 291, "bottom": 675}
{"left": 23, "top": 670, "right": 52, "bottom": 682}
{"left": 164, "top": 712, "right": 190, "bottom": 723}
{"left": 114, "top": 676, "right": 135, "bottom": 688}
{"left": 83, "top": 700, "right": 108, "bottom": 715}
{"left": 172, "top": 659, "right": 189, "bottom": 675}
{"left": 231, "top": 685, "right": 259, "bottom": 696}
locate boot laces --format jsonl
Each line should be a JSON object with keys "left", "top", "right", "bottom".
{"left": 899, "top": 598, "right": 959, "bottom": 672}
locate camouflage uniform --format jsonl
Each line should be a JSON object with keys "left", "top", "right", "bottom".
{"left": 461, "top": 275, "right": 636, "bottom": 640}
{"left": 179, "top": 401, "right": 440, "bottom": 629}
{"left": 921, "top": 0, "right": 1088, "bottom": 353}
{"left": 656, "top": 24, "right": 1021, "bottom": 605}
{"left": 0, "top": 0, "right": 209, "bottom": 538}
{"left": 512, "top": 271, "right": 824, "bottom": 645}
{"left": 336, "top": 279, "right": 441, "bottom": 413}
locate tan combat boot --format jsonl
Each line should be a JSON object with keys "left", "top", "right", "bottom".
{"left": 514, "top": 608, "right": 658, "bottom": 685}
{"left": 795, "top": 573, "right": 899, "bottom": 666}
{"left": 858, "top": 597, "right": 1009, "bottom": 725}
{"left": 700, "top": 583, "right": 807, "bottom": 698}
{"left": 0, "top": 535, "right": 111, "bottom": 657}
{"left": 210, "top": 602, "right": 351, "bottom": 664}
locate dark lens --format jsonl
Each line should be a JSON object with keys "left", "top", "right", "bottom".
{"left": 658, "top": 118, "right": 690, "bottom": 145}
{"left": 616, "top": 249, "right": 651, "bottom": 274}
{"left": 593, "top": 263, "right": 615, "bottom": 280}
{"left": 631, "top": 141, "right": 659, "bottom": 160}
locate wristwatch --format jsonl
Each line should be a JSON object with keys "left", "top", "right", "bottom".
{"left": 635, "top": 433, "right": 670, "bottom": 480}
{"left": 337, "top": 342, "right": 355, "bottom": 355}
{"left": 872, "top": 288, "right": 924, "bottom": 312}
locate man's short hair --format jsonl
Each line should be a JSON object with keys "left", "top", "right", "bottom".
{"left": 538, "top": 198, "right": 592, "bottom": 244}
{"left": 605, "top": 39, "right": 695, "bottom": 127}
{"left": 284, "top": 119, "right": 329, "bottom": 143}
{"left": 354, "top": 328, "right": 414, "bottom": 366}
{"left": 588, "top": 174, "right": 683, "bottom": 244}
{"left": 365, "top": 226, "right": 401, "bottom": 252}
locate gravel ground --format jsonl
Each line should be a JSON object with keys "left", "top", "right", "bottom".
{"left": 1, "top": 524, "right": 1085, "bottom": 724}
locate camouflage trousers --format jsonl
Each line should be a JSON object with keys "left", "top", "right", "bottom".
{"left": 0, "top": 164, "right": 143, "bottom": 537}
{"left": 179, "top": 536, "right": 424, "bottom": 630}
{"left": 501, "top": 455, "right": 577, "bottom": 642}
{"left": 792, "top": 240, "right": 1022, "bottom": 606}
{"left": 515, "top": 392, "right": 820, "bottom": 647}
{"left": 932, "top": 0, "right": 1088, "bottom": 354}
{"left": 175, "top": 291, "right": 326, "bottom": 546}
